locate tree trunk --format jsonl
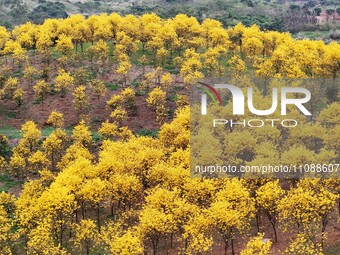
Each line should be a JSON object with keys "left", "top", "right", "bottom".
{"left": 321, "top": 216, "right": 327, "bottom": 251}
{"left": 82, "top": 202, "right": 85, "bottom": 220}
{"left": 271, "top": 220, "right": 278, "bottom": 243}
{"left": 151, "top": 236, "right": 159, "bottom": 255}
{"left": 223, "top": 235, "right": 229, "bottom": 255}
{"left": 267, "top": 212, "right": 278, "bottom": 243}
{"left": 86, "top": 243, "right": 89, "bottom": 255}
{"left": 111, "top": 202, "right": 114, "bottom": 217}
{"left": 224, "top": 242, "right": 228, "bottom": 255}
{"left": 51, "top": 153, "right": 56, "bottom": 172}
{"left": 256, "top": 211, "right": 261, "bottom": 233}
{"left": 96, "top": 204, "right": 101, "bottom": 232}
{"left": 170, "top": 233, "right": 173, "bottom": 248}
{"left": 231, "top": 238, "right": 235, "bottom": 255}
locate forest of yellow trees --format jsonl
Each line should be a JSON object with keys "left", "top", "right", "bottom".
{"left": 0, "top": 13, "right": 339, "bottom": 255}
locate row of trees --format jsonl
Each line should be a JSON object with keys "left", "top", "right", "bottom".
{"left": 0, "top": 14, "right": 339, "bottom": 115}
{"left": 0, "top": 13, "right": 339, "bottom": 80}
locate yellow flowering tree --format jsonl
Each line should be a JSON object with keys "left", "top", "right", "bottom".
{"left": 55, "top": 69, "right": 75, "bottom": 95}
{"left": 147, "top": 87, "right": 167, "bottom": 125}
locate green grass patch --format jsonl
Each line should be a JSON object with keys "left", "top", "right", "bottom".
{"left": 132, "top": 79, "right": 141, "bottom": 88}
{"left": 0, "top": 108, "right": 17, "bottom": 119}
{"left": 171, "top": 85, "right": 185, "bottom": 92}
{"left": 168, "top": 94, "right": 177, "bottom": 102}
{"left": 0, "top": 126, "right": 74, "bottom": 140}
{"left": 136, "top": 90, "right": 148, "bottom": 96}
{"left": 137, "top": 128, "right": 159, "bottom": 138}
{"left": 105, "top": 83, "right": 119, "bottom": 91}
{"left": 0, "top": 127, "right": 22, "bottom": 140}
{"left": 32, "top": 99, "right": 42, "bottom": 105}
{"left": 0, "top": 174, "right": 22, "bottom": 193}
{"left": 293, "top": 30, "right": 331, "bottom": 40}
{"left": 92, "top": 131, "right": 101, "bottom": 142}
{"left": 42, "top": 127, "right": 73, "bottom": 137}
{"left": 51, "top": 48, "right": 62, "bottom": 60}
{"left": 41, "top": 127, "right": 57, "bottom": 137}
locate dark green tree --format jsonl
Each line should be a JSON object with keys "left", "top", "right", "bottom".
{"left": 314, "top": 7, "right": 322, "bottom": 16}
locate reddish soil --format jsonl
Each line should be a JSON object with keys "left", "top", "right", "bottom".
{"left": 0, "top": 58, "right": 180, "bottom": 133}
